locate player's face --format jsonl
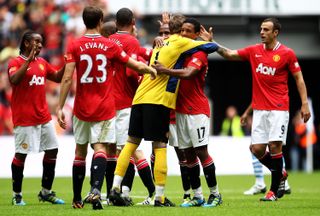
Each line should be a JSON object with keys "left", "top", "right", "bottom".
{"left": 159, "top": 24, "right": 170, "bottom": 39}
{"left": 29, "top": 34, "right": 43, "bottom": 56}
{"left": 180, "top": 23, "right": 198, "bottom": 40}
{"left": 260, "top": 21, "right": 278, "bottom": 44}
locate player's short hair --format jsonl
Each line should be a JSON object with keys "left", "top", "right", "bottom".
{"left": 263, "top": 17, "right": 281, "bottom": 33}
{"left": 101, "top": 21, "right": 117, "bottom": 37}
{"left": 183, "top": 18, "right": 201, "bottom": 33}
{"left": 116, "top": 8, "right": 134, "bottom": 28}
{"left": 169, "top": 13, "right": 186, "bottom": 34}
{"left": 19, "top": 30, "right": 37, "bottom": 54}
{"left": 82, "top": 6, "right": 103, "bottom": 29}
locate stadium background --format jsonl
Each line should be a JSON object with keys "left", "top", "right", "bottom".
{"left": 0, "top": 0, "right": 319, "bottom": 174}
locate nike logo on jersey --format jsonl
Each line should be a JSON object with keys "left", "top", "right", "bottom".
{"left": 27, "top": 67, "right": 31, "bottom": 71}
{"left": 199, "top": 139, "right": 205, "bottom": 143}
{"left": 255, "top": 54, "right": 262, "bottom": 58}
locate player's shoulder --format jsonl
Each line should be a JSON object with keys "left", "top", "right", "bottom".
{"left": 247, "top": 43, "right": 262, "bottom": 50}
{"left": 274, "top": 43, "right": 297, "bottom": 60}
{"left": 278, "top": 43, "right": 295, "bottom": 54}
{"left": 192, "top": 50, "right": 208, "bottom": 59}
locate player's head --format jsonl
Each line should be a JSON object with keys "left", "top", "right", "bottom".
{"left": 180, "top": 18, "right": 201, "bottom": 40}
{"left": 101, "top": 21, "right": 117, "bottom": 37}
{"left": 82, "top": 6, "right": 104, "bottom": 30}
{"left": 19, "top": 30, "right": 42, "bottom": 56}
{"left": 158, "top": 23, "right": 170, "bottom": 39}
{"left": 169, "top": 13, "right": 186, "bottom": 34}
{"left": 260, "top": 17, "right": 281, "bottom": 44}
{"left": 116, "top": 8, "right": 135, "bottom": 29}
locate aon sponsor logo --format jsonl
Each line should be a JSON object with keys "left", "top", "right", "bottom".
{"left": 29, "top": 75, "right": 45, "bottom": 86}
{"left": 256, "top": 63, "right": 276, "bottom": 76}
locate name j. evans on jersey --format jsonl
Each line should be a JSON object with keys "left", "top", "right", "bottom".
{"left": 79, "top": 42, "right": 108, "bottom": 52}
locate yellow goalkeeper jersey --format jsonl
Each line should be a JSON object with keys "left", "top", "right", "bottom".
{"left": 132, "top": 34, "right": 218, "bottom": 109}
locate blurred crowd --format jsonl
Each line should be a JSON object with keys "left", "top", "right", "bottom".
{"left": 0, "top": 0, "right": 151, "bottom": 135}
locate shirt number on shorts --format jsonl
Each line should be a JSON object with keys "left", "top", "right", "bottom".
{"left": 80, "top": 54, "right": 107, "bottom": 83}
{"left": 197, "top": 127, "right": 205, "bottom": 142}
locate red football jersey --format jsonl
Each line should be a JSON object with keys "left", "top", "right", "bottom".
{"left": 176, "top": 51, "right": 210, "bottom": 117}
{"left": 65, "top": 34, "right": 129, "bottom": 121}
{"left": 109, "top": 32, "right": 141, "bottom": 110}
{"left": 237, "top": 42, "right": 301, "bottom": 110}
{"left": 8, "top": 55, "right": 56, "bottom": 126}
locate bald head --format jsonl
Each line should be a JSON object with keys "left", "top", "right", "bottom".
{"left": 101, "top": 21, "right": 117, "bottom": 37}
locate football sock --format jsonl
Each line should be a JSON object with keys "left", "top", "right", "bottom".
{"left": 11, "top": 157, "right": 25, "bottom": 193}
{"left": 270, "top": 152, "right": 284, "bottom": 193}
{"left": 201, "top": 156, "right": 218, "bottom": 188}
{"left": 72, "top": 156, "right": 86, "bottom": 201}
{"left": 114, "top": 142, "right": 138, "bottom": 177}
{"left": 42, "top": 154, "right": 57, "bottom": 190}
{"left": 252, "top": 154, "right": 265, "bottom": 186}
{"left": 150, "top": 153, "right": 155, "bottom": 180}
{"left": 258, "top": 151, "right": 272, "bottom": 170}
{"left": 154, "top": 148, "right": 167, "bottom": 186}
{"left": 105, "top": 155, "right": 117, "bottom": 197}
{"left": 180, "top": 160, "right": 191, "bottom": 192}
{"left": 187, "top": 158, "right": 201, "bottom": 190}
{"left": 121, "top": 158, "right": 135, "bottom": 195}
{"left": 90, "top": 151, "right": 107, "bottom": 191}
{"left": 136, "top": 158, "right": 155, "bottom": 197}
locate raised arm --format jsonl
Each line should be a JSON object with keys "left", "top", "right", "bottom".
{"left": 200, "top": 25, "right": 242, "bottom": 60}
{"left": 9, "top": 43, "right": 37, "bottom": 84}
{"left": 292, "top": 71, "right": 311, "bottom": 123}
{"left": 216, "top": 44, "right": 242, "bottom": 61}
{"left": 56, "top": 62, "right": 75, "bottom": 129}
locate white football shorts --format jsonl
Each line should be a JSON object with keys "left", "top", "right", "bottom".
{"left": 168, "top": 123, "right": 178, "bottom": 147}
{"left": 176, "top": 113, "right": 210, "bottom": 149}
{"left": 73, "top": 115, "right": 116, "bottom": 145}
{"left": 251, "top": 110, "right": 289, "bottom": 145}
{"left": 115, "top": 107, "right": 131, "bottom": 147}
{"left": 14, "top": 120, "right": 58, "bottom": 154}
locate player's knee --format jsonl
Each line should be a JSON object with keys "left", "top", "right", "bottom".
{"left": 133, "top": 150, "right": 144, "bottom": 161}
{"left": 44, "top": 148, "right": 58, "bottom": 158}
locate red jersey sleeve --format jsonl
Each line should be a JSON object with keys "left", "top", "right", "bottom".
{"left": 8, "top": 58, "right": 19, "bottom": 77}
{"left": 111, "top": 43, "right": 130, "bottom": 64}
{"left": 139, "top": 47, "right": 153, "bottom": 62}
{"left": 287, "top": 49, "right": 301, "bottom": 74}
{"left": 186, "top": 51, "right": 207, "bottom": 70}
{"left": 44, "top": 59, "right": 57, "bottom": 77}
{"left": 65, "top": 41, "right": 76, "bottom": 63}
{"left": 237, "top": 45, "right": 254, "bottom": 60}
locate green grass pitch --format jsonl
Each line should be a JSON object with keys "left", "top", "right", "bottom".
{"left": 0, "top": 172, "right": 319, "bottom": 216}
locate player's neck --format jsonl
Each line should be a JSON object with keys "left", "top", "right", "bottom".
{"left": 117, "top": 26, "right": 132, "bottom": 34}
{"left": 86, "top": 29, "right": 100, "bottom": 35}
{"left": 265, "top": 40, "right": 278, "bottom": 50}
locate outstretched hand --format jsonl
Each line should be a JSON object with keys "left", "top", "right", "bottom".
{"left": 27, "top": 42, "right": 38, "bottom": 62}
{"left": 199, "top": 25, "right": 213, "bottom": 42}
{"left": 158, "top": 12, "right": 170, "bottom": 26}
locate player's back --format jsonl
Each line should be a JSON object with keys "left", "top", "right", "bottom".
{"left": 109, "top": 32, "right": 141, "bottom": 110}
{"left": 67, "top": 34, "right": 127, "bottom": 121}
